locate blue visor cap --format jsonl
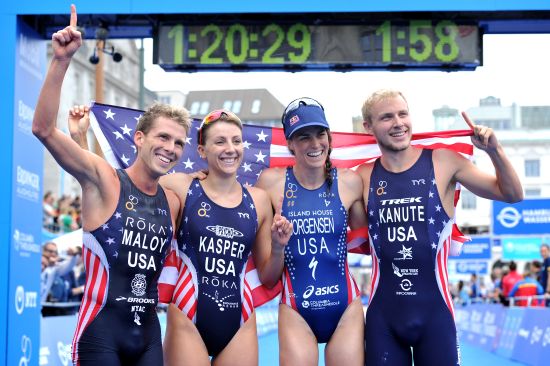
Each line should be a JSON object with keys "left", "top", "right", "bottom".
{"left": 282, "top": 104, "right": 330, "bottom": 139}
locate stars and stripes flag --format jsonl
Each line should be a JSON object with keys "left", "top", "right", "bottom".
{"left": 89, "top": 102, "right": 473, "bottom": 307}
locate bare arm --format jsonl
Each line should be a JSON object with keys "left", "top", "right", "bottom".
{"left": 339, "top": 169, "right": 368, "bottom": 230}
{"left": 68, "top": 105, "right": 90, "bottom": 150}
{"left": 32, "top": 5, "right": 111, "bottom": 187}
{"left": 250, "top": 188, "right": 292, "bottom": 289}
{"left": 454, "top": 112, "right": 523, "bottom": 203}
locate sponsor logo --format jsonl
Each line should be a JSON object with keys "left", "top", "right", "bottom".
{"left": 16, "top": 165, "right": 40, "bottom": 202}
{"left": 15, "top": 286, "right": 37, "bottom": 315}
{"left": 399, "top": 279, "right": 413, "bottom": 291}
{"left": 395, "top": 245, "right": 413, "bottom": 260}
{"left": 380, "top": 197, "right": 422, "bottom": 205}
{"left": 57, "top": 342, "right": 71, "bottom": 366}
{"left": 20, "top": 335, "right": 32, "bottom": 366}
{"left": 203, "top": 290, "right": 239, "bottom": 311}
{"left": 205, "top": 225, "right": 243, "bottom": 239}
{"left": 396, "top": 278, "right": 417, "bottom": 296}
{"left": 496, "top": 207, "right": 521, "bottom": 228}
{"left": 392, "top": 263, "right": 418, "bottom": 278}
{"left": 302, "top": 284, "right": 340, "bottom": 299}
{"left": 115, "top": 296, "right": 155, "bottom": 304}
{"left": 13, "top": 229, "right": 40, "bottom": 256}
{"left": 131, "top": 274, "right": 147, "bottom": 297}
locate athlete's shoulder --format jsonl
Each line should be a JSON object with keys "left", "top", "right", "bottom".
{"left": 256, "top": 167, "right": 286, "bottom": 189}
{"left": 336, "top": 168, "right": 363, "bottom": 188}
{"left": 356, "top": 161, "right": 376, "bottom": 177}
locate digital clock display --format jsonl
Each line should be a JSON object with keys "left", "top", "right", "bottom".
{"left": 154, "top": 20, "right": 481, "bottom": 71}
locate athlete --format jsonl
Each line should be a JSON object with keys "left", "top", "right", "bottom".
{"left": 160, "top": 109, "right": 293, "bottom": 365}
{"left": 32, "top": 6, "right": 191, "bottom": 365}
{"left": 357, "top": 89, "right": 523, "bottom": 365}
{"left": 256, "top": 98, "right": 367, "bottom": 366}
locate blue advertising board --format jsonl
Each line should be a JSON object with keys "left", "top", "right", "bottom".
{"left": 501, "top": 236, "right": 542, "bottom": 260}
{"left": 510, "top": 308, "right": 550, "bottom": 366}
{"left": 7, "top": 21, "right": 45, "bottom": 366}
{"left": 455, "top": 260, "right": 489, "bottom": 275}
{"left": 450, "top": 236, "right": 491, "bottom": 260}
{"left": 495, "top": 307, "right": 526, "bottom": 359}
{"left": 493, "top": 199, "right": 550, "bottom": 236}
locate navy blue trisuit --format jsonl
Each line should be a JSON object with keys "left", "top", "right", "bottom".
{"left": 172, "top": 179, "right": 258, "bottom": 357}
{"left": 280, "top": 168, "right": 360, "bottom": 343}
{"left": 72, "top": 169, "right": 173, "bottom": 365}
{"left": 365, "top": 149, "right": 461, "bottom": 365}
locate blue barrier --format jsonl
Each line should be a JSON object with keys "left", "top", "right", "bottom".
{"left": 456, "top": 303, "right": 550, "bottom": 366}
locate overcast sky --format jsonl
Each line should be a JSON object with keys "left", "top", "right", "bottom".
{"left": 143, "top": 34, "right": 550, "bottom": 132}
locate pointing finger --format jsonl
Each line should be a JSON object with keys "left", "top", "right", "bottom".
{"left": 70, "top": 4, "right": 77, "bottom": 28}
{"left": 461, "top": 111, "right": 475, "bottom": 130}
{"left": 275, "top": 195, "right": 284, "bottom": 217}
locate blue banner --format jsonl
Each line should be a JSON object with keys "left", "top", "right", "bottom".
{"left": 493, "top": 199, "right": 550, "bottom": 235}
{"left": 494, "top": 307, "right": 526, "bottom": 359}
{"left": 7, "top": 20, "right": 45, "bottom": 366}
{"left": 40, "top": 316, "right": 75, "bottom": 366}
{"left": 510, "top": 308, "right": 550, "bottom": 366}
{"left": 455, "top": 261, "right": 489, "bottom": 275}
{"left": 450, "top": 236, "right": 491, "bottom": 260}
{"left": 501, "top": 236, "right": 542, "bottom": 260}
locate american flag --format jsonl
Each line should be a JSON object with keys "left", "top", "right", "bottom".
{"left": 89, "top": 102, "right": 473, "bottom": 307}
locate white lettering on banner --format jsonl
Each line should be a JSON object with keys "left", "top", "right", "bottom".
{"left": 19, "top": 33, "right": 40, "bottom": 68}
{"left": 18, "top": 100, "right": 35, "bottom": 122}
{"left": 17, "top": 166, "right": 39, "bottom": 190}
{"left": 15, "top": 286, "right": 38, "bottom": 315}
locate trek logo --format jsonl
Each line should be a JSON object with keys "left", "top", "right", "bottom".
{"left": 381, "top": 197, "right": 422, "bottom": 206}
{"left": 302, "top": 284, "right": 339, "bottom": 299}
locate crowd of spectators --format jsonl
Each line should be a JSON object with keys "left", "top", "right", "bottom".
{"left": 42, "top": 191, "right": 82, "bottom": 233}
{"left": 451, "top": 243, "right": 550, "bottom": 308}
{"left": 41, "top": 241, "right": 84, "bottom": 316}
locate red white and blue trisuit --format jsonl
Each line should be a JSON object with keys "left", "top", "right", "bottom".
{"left": 281, "top": 168, "right": 360, "bottom": 343}
{"left": 365, "top": 149, "right": 460, "bottom": 365}
{"left": 72, "top": 169, "right": 173, "bottom": 365}
{"left": 171, "top": 179, "right": 258, "bottom": 356}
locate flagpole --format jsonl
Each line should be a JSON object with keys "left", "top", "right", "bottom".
{"left": 94, "top": 39, "right": 105, "bottom": 158}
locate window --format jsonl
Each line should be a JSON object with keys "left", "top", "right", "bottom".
{"left": 461, "top": 190, "right": 477, "bottom": 210}
{"left": 232, "top": 100, "right": 242, "bottom": 114}
{"left": 199, "top": 102, "right": 210, "bottom": 115}
{"left": 223, "top": 100, "right": 233, "bottom": 110}
{"left": 251, "top": 99, "right": 261, "bottom": 114}
{"left": 159, "top": 96, "right": 171, "bottom": 104}
{"left": 525, "top": 159, "right": 540, "bottom": 177}
{"left": 189, "top": 102, "right": 200, "bottom": 115}
{"left": 525, "top": 188, "right": 541, "bottom": 197}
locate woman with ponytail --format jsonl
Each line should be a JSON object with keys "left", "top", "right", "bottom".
{"left": 256, "top": 98, "right": 367, "bottom": 366}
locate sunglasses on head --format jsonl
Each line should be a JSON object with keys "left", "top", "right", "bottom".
{"left": 199, "top": 109, "right": 242, "bottom": 144}
{"left": 283, "top": 97, "right": 324, "bottom": 118}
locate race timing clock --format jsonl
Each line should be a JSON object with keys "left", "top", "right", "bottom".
{"left": 154, "top": 20, "right": 481, "bottom": 71}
